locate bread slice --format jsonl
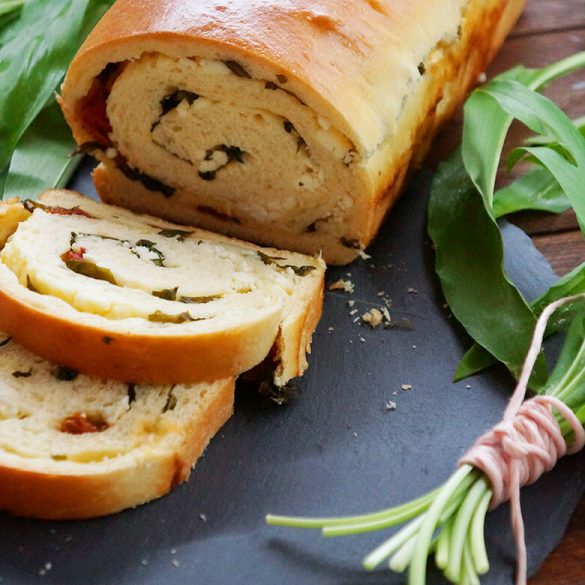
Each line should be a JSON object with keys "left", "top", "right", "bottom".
{"left": 0, "top": 333, "right": 234, "bottom": 520}
{"left": 0, "top": 191, "right": 325, "bottom": 385}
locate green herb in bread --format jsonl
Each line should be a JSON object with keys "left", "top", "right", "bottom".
{"left": 0, "top": 190, "right": 325, "bottom": 386}
{"left": 0, "top": 334, "right": 234, "bottom": 520}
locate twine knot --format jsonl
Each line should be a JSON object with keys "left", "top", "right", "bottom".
{"left": 459, "top": 295, "right": 585, "bottom": 585}
{"left": 461, "top": 395, "right": 584, "bottom": 510}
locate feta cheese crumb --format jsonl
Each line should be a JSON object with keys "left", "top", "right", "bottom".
{"left": 401, "top": 384, "right": 413, "bottom": 391}
{"left": 385, "top": 401, "right": 397, "bottom": 411}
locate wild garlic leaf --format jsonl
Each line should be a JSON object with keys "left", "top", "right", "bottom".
{"left": 543, "top": 311, "right": 585, "bottom": 401}
{"left": 4, "top": 99, "right": 81, "bottom": 199}
{"left": 492, "top": 168, "right": 570, "bottom": 218}
{"left": 455, "top": 262, "right": 585, "bottom": 381}
{"left": 462, "top": 52, "right": 585, "bottom": 208}
{"left": 0, "top": 0, "right": 22, "bottom": 36}
{"left": 0, "top": 0, "right": 114, "bottom": 197}
{"left": 478, "top": 79, "right": 585, "bottom": 232}
{"left": 438, "top": 52, "right": 585, "bottom": 384}
{"left": 428, "top": 150, "right": 547, "bottom": 385}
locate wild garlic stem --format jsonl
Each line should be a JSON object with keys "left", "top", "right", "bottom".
{"left": 445, "top": 479, "right": 489, "bottom": 582}
{"left": 409, "top": 465, "right": 473, "bottom": 585}
{"left": 266, "top": 484, "right": 441, "bottom": 530}
{"left": 469, "top": 488, "right": 491, "bottom": 574}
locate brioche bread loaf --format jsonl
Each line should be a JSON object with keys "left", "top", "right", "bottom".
{"left": 0, "top": 333, "right": 234, "bottom": 520}
{"left": 0, "top": 191, "right": 324, "bottom": 385}
{"left": 60, "top": 0, "right": 525, "bottom": 264}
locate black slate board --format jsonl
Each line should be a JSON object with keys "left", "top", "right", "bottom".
{"left": 0, "top": 162, "right": 583, "bottom": 585}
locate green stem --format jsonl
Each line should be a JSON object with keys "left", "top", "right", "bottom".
{"left": 363, "top": 516, "right": 424, "bottom": 571}
{"left": 409, "top": 465, "right": 474, "bottom": 585}
{"left": 266, "top": 485, "right": 440, "bottom": 530}
{"left": 469, "top": 489, "right": 492, "bottom": 575}
{"left": 435, "top": 517, "right": 453, "bottom": 570}
{"left": 445, "top": 478, "right": 490, "bottom": 582}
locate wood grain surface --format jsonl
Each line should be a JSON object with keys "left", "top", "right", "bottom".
{"left": 484, "top": 1, "right": 585, "bottom": 582}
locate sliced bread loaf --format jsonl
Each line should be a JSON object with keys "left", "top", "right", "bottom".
{"left": 0, "top": 333, "right": 234, "bottom": 520}
{"left": 0, "top": 191, "right": 325, "bottom": 385}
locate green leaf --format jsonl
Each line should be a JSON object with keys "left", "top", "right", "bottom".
{"left": 64, "top": 259, "right": 117, "bottom": 285}
{"left": 0, "top": 0, "right": 23, "bottom": 41}
{"left": 4, "top": 98, "right": 81, "bottom": 199}
{"left": 0, "top": 0, "right": 114, "bottom": 198}
{"left": 438, "top": 53, "right": 585, "bottom": 384}
{"left": 462, "top": 53, "right": 585, "bottom": 208}
{"left": 544, "top": 312, "right": 585, "bottom": 396}
{"left": 477, "top": 80, "right": 585, "bottom": 232}
{"left": 455, "top": 262, "right": 585, "bottom": 381}
{"left": 492, "top": 167, "right": 570, "bottom": 218}
{"left": 428, "top": 150, "right": 547, "bottom": 384}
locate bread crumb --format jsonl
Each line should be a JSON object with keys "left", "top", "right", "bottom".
{"left": 171, "top": 559, "right": 181, "bottom": 568}
{"left": 359, "top": 336, "right": 366, "bottom": 343}
{"left": 362, "top": 307, "right": 392, "bottom": 328}
{"left": 377, "top": 291, "right": 385, "bottom": 297}
{"left": 348, "top": 300, "right": 355, "bottom": 307}
{"left": 408, "top": 288, "right": 418, "bottom": 294}
{"left": 362, "top": 308, "right": 384, "bottom": 328}
{"left": 329, "top": 279, "right": 354, "bottom": 293}
{"left": 328, "top": 326, "right": 334, "bottom": 332}
{"left": 385, "top": 401, "right": 397, "bottom": 411}
{"left": 199, "top": 513, "right": 207, "bottom": 522}
{"left": 349, "top": 309, "right": 358, "bottom": 316}
{"left": 353, "top": 431, "right": 358, "bottom": 437}
{"left": 401, "top": 384, "right": 413, "bottom": 391}
{"left": 356, "top": 249, "right": 371, "bottom": 261}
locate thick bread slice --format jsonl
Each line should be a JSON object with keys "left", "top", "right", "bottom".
{"left": 0, "top": 333, "right": 234, "bottom": 520}
{"left": 0, "top": 191, "right": 325, "bottom": 385}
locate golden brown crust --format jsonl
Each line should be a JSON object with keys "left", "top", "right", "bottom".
{"left": 0, "top": 379, "right": 234, "bottom": 520}
{"left": 360, "top": 0, "right": 527, "bottom": 248}
{"left": 0, "top": 284, "right": 280, "bottom": 384}
{"left": 61, "top": 1, "right": 460, "bottom": 153}
{"left": 61, "top": 0, "right": 524, "bottom": 265}
{"left": 274, "top": 272, "right": 324, "bottom": 386}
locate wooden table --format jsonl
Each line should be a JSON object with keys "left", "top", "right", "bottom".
{"left": 432, "top": 0, "right": 585, "bottom": 582}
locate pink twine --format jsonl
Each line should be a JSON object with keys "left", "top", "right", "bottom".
{"left": 460, "top": 295, "right": 585, "bottom": 585}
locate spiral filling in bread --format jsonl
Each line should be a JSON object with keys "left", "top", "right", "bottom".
{"left": 78, "top": 54, "right": 362, "bottom": 239}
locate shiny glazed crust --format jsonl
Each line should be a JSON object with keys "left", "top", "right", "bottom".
{"left": 0, "top": 193, "right": 325, "bottom": 385}
{"left": 60, "top": 0, "right": 525, "bottom": 264}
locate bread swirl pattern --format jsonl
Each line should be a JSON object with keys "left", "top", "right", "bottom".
{"left": 60, "top": 0, "right": 525, "bottom": 264}
{"left": 0, "top": 191, "right": 324, "bottom": 385}
{"left": 0, "top": 333, "right": 234, "bottom": 519}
